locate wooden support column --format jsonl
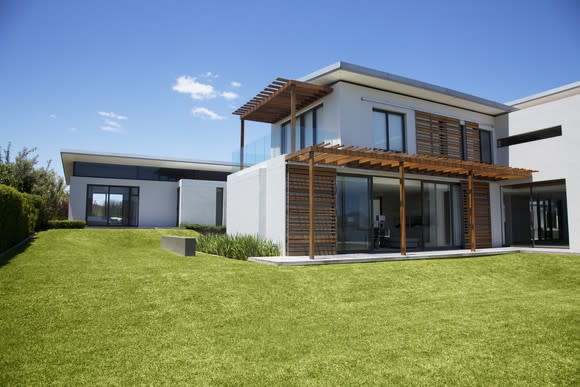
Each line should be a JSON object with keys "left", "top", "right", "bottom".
{"left": 399, "top": 161, "right": 406, "bottom": 256}
{"left": 468, "top": 170, "right": 476, "bottom": 251}
{"left": 308, "top": 151, "right": 315, "bottom": 259}
{"left": 290, "top": 84, "right": 296, "bottom": 152}
{"left": 239, "top": 118, "right": 245, "bottom": 170}
{"left": 529, "top": 182, "right": 535, "bottom": 248}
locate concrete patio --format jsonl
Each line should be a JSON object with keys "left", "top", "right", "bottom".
{"left": 249, "top": 246, "right": 579, "bottom": 266}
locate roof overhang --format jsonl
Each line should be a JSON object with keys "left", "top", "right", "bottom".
{"left": 299, "top": 62, "right": 515, "bottom": 116}
{"left": 286, "top": 144, "right": 535, "bottom": 181}
{"left": 233, "top": 78, "right": 333, "bottom": 123}
{"left": 506, "top": 80, "right": 580, "bottom": 109}
{"left": 60, "top": 150, "right": 238, "bottom": 184}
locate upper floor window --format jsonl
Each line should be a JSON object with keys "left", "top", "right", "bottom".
{"left": 479, "top": 130, "right": 493, "bottom": 164}
{"left": 281, "top": 105, "right": 323, "bottom": 154}
{"left": 372, "top": 110, "right": 405, "bottom": 152}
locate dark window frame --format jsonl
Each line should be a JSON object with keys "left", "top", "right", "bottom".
{"left": 280, "top": 104, "right": 323, "bottom": 153}
{"left": 85, "top": 184, "right": 139, "bottom": 227}
{"left": 479, "top": 129, "right": 493, "bottom": 164}
{"left": 215, "top": 187, "right": 224, "bottom": 226}
{"left": 73, "top": 162, "right": 229, "bottom": 182}
{"left": 372, "top": 109, "right": 406, "bottom": 152}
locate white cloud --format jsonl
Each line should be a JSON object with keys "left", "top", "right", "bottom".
{"left": 68, "top": 127, "right": 78, "bottom": 132}
{"left": 100, "top": 125, "right": 122, "bottom": 133}
{"left": 191, "top": 107, "right": 225, "bottom": 120}
{"left": 201, "top": 71, "right": 219, "bottom": 79}
{"left": 173, "top": 76, "right": 216, "bottom": 100}
{"left": 221, "top": 91, "right": 239, "bottom": 100}
{"left": 230, "top": 81, "right": 242, "bottom": 88}
{"left": 104, "top": 119, "right": 121, "bottom": 128}
{"left": 49, "top": 114, "right": 57, "bottom": 119}
{"left": 98, "top": 111, "right": 128, "bottom": 120}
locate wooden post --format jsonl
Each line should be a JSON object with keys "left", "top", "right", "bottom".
{"left": 529, "top": 182, "right": 535, "bottom": 248}
{"left": 468, "top": 170, "right": 476, "bottom": 251}
{"left": 239, "top": 118, "right": 245, "bottom": 170}
{"left": 290, "top": 84, "right": 296, "bottom": 153}
{"left": 308, "top": 151, "right": 315, "bottom": 259}
{"left": 399, "top": 161, "right": 406, "bottom": 256}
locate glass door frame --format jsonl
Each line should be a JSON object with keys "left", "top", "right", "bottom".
{"left": 340, "top": 174, "right": 463, "bottom": 253}
{"left": 85, "top": 184, "right": 139, "bottom": 227}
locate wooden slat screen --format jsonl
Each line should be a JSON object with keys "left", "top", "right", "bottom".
{"left": 465, "top": 121, "right": 481, "bottom": 162}
{"left": 462, "top": 181, "right": 491, "bottom": 248}
{"left": 415, "top": 111, "right": 462, "bottom": 159}
{"left": 286, "top": 164, "right": 336, "bottom": 256}
{"left": 416, "top": 112, "right": 482, "bottom": 162}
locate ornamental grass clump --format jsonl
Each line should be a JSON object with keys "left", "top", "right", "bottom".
{"left": 197, "top": 234, "right": 279, "bottom": 260}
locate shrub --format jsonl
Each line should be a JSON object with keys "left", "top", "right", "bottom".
{"left": 47, "top": 220, "right": 86, "bottom": 229}
{"left": 0, "top": 184, "right": 43, "bottom": 252}
{"left": 181, "top": 223, "right": 226, "bottom": 235}
{"left": 197, "top": 234, "right": 279, "bottom": 260}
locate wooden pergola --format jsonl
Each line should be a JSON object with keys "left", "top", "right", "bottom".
{"left": 286, "top": 144, "right": 535, "bottom": 259}
{"left": 232, "top": 78, "right": 333, "bottom": 168}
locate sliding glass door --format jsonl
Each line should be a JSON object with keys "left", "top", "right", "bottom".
{"left": 336, "top": 175, "right": 371, "bottom": 252}
{"left": 369, "top": 177, "right": 463, "bottom": 251}
{"left": 86, "top": 185, "right": 139, "bottom": 226}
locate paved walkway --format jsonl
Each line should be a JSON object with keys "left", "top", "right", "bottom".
{"left": 249, "top": 246, "right": 579, "bottom": 266}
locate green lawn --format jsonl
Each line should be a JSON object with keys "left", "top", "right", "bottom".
{"left": 0, "top": 229, "right": 578, "bottom": 385}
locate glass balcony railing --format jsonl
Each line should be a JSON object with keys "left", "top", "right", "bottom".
{"left": 232, "top": 135, "right": 280, "bottom": 167}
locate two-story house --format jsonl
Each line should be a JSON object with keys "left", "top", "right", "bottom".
{"left": 226, "top": 62, "right": 539, "bottom": 257}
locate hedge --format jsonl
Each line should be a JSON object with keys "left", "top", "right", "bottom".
{"left": 0, "top": 184, "right": 44, "bottom": 252}
{"left": 181, "top": 223, "right": 226, "bottom": 235}
{"left": 47, "top": 220, "right": 86, "bottom": 229}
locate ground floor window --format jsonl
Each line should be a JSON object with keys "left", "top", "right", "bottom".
{"left": 336, "top": 175, "right": 464, "bottom": 253}
{"left": 86, "top": 185, "right": 139, "bottom": 226}
{"left": 503, "top": 179, "right": 568, "bottom": 246}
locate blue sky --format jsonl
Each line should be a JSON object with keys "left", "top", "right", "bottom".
{"left": 0, "top": 0, "right": 578, "bottom": 175}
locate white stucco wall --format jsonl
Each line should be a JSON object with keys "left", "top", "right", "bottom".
{"left": 507, "top": 92, "right": 580, "bottom": 250}
{"left": 69, "top": 176, "right": 179, "bottom": 227}
{"left": 226, "top": 156, "right": 286, "bottom": 254}
{"left": 178, "top": 179, "right": 227, "bottom": 226}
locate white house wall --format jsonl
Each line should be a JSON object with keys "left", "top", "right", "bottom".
{"left": 507, "top": 92, "right": 580, "bottom": 250}
{"left": 69, "top": 176, "right": 179, "bottom": 227}
{"left": 226, "top": 156, "right": 286, "bottom": 254}
{"left": 178, "top": 179, "right": 227, "bottom": 226}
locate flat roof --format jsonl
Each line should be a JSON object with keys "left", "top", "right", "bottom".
{"left": 61, "top": 149, "right": 238, "bottom": 184}
{"left": 298, "top": 61, "right": 516, "bottom": 116}
{"left": 506, "top": 81, "right": 580, "bottom": 109}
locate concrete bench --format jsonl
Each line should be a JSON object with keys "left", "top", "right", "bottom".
{"left": 161, "top": 236, "right": 196, "bottom": 256}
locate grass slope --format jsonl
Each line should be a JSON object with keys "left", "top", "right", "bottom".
{"left": 0, "top": 229, "right": 578, "bottom": 385}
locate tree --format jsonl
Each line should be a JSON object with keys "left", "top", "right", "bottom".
{"left": 0, "top": 142, "right": 68, "bottom": 221}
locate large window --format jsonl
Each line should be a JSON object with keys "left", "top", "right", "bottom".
{"left": 281, "top": 105, "right": 323, "bottom": 154}
{"left": 372, "top": 110, "right": 405, "bottom": 152}
{"left": 86, "top": 185, "right": 139, "bottom": 226}
{"left": 74, "top": 162, "right": 229, "bottom": 182}
{"left": 336, "top": 175, "right": 371, "bottom": 252}
{"left": 480, "top": 130, "right": 493, "bottom": 164}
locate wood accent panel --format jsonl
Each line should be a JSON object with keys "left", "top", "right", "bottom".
{"left": 415, "top": 111, "right": 462, "bottom": 159}
{"left": 462, "top": 181, "right": 491, "bottom": 248}
{"left": 287, "top": 164, "right": 336, "bottom": 256}
{"left": 465, "top": 121, "right": 481, "bottom": 162}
